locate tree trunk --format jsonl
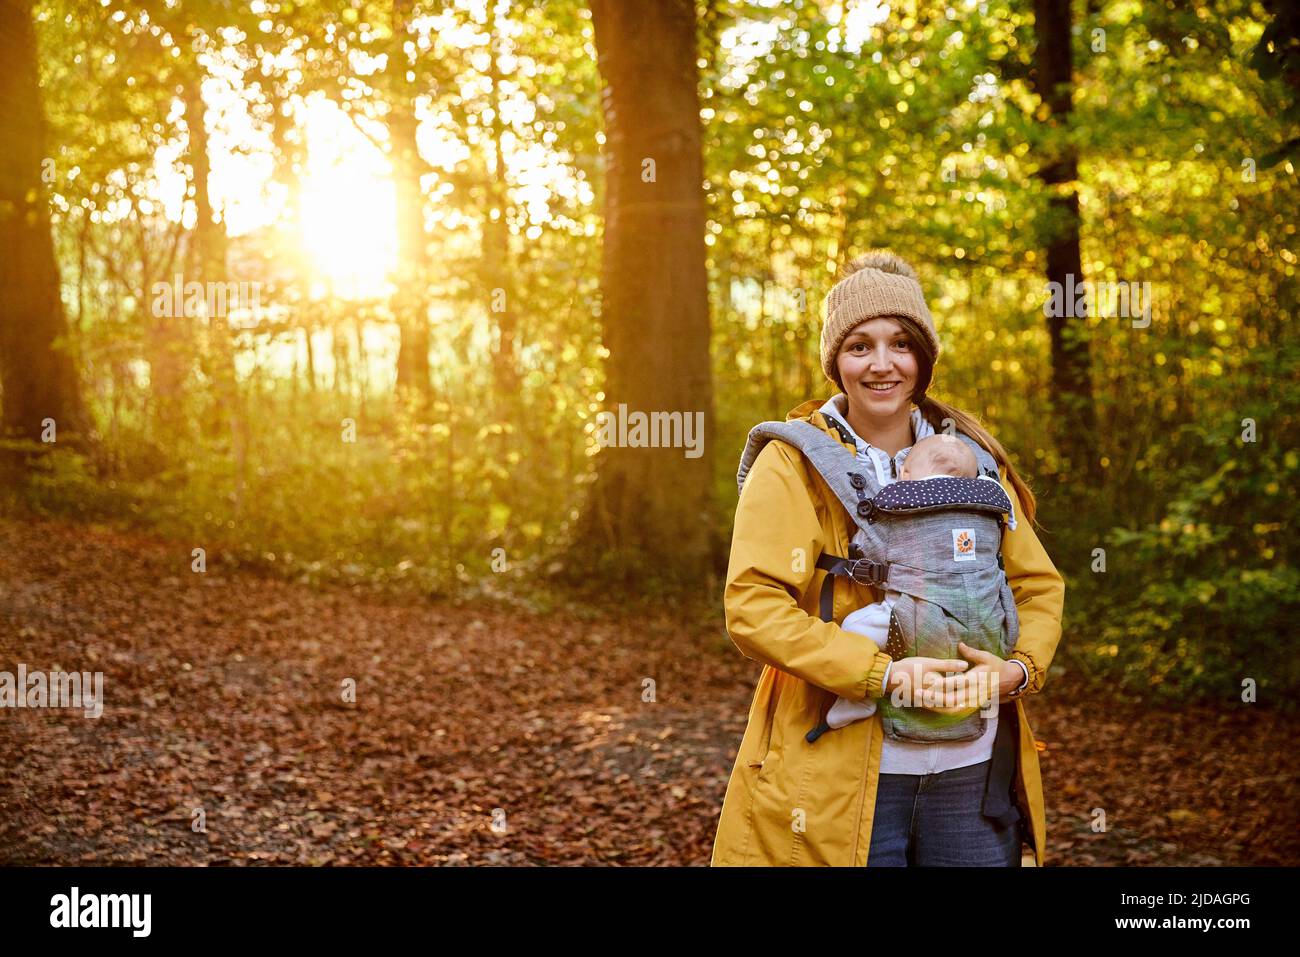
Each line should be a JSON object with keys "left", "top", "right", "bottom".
{"left": 485, "top": 3, "right": 520, "bottom": 397}
{"left": 304, "top": 325, "right": 317, "bottom": 393}
{"left": 579, "top": 0, "right": 717, "bottom": 587}
{"left": 184, "top": 72, "right": 247, "bottom": 510}
{"left": 0, "top": 0, "right": 91, "bottom": 450}
{"left": 144, "top": 212, "right": 186, "bottom": 436}
{"left": 1032, "top": 0, "right": 1102, "bottom": 483}
{"left": 184, "top": 75, "right": 234, "bottom": 401}
{"left": 390, "top": 98, "right": 432, "bottom": 400}
{"left": 390, "top": 0, "right": 432, "bottom": 401}
{"left": 184, "top": 79, "right": 227, "bottom": 285}
{"left": 268, "top": 82, "right": 315, "bottom": 395}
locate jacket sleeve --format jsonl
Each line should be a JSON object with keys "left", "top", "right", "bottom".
{"left": 723, "top": 440, "right": 893, "bottom": 701}
{"left": 998, "top": 467, "right": 1066, "bottom": 695}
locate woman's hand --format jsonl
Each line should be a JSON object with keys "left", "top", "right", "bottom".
{"left": 930, "top": 642, "right": 1024, "bottom": 708}
{"left": 884, "top": 655, "right": 970, "bottom": 708}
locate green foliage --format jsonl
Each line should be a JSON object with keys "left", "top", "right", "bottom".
{"left": 1060, "top": 345, "right": 1300, "bottom": 706}
{"left": 2, "top": 443, "right": 139, "bottom": 522}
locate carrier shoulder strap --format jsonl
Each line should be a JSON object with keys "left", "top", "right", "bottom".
{"left": 736, "top": 419, "right": 892, "bottom": 625}
{"left": 736, "top": 419, "right": 874, "bottom": 521}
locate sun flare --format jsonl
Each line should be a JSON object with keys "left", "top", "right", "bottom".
{"left": 296, "top": 98, "right": 399, "bottom": 301}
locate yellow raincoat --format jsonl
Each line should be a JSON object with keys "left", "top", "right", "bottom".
{"left": 711, "top": 399, "right": 1065, "bottom": 866}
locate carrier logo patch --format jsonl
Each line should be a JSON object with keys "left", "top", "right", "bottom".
{"left": 952, "top": 528, "right": 976, "bottom": 561}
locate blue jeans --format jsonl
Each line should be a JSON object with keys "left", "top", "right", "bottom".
{"left": 866, "top": 759, "right": 1022, "bottom": 867}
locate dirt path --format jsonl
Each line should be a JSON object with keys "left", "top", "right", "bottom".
{"left": 1, "top": 517, "right": 1294, "bottom": 865}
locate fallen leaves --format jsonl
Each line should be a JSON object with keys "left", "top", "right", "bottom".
{"left": 1, "top": 516, "right": 1296, "bottom": 867}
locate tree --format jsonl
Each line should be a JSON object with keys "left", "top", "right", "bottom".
{"left": 0, "top": 0, "right": 91, "bottom": 450}
{"left": 482, "top": 0, "right": 519, "bottom": 397}
{"left": 579, "top": 0, "right": 717, "bottom": 586}
{"left": 387, "top": 0, "right": 436, "bottom": 400}
{"left": 1031, "top": 0, "right": 1101, "bottom": 482}
{"left": 1249, "top": 0, "right": 1300, "bottom": 168}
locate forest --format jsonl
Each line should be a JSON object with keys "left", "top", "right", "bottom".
{"left": 0, "top": 0, "right": 1297, "bottom": 867}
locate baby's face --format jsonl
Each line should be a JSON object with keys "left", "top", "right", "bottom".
{"left": 900, "top": 436, "right": 978, "bottom": 481}
{"left": 900, "top": 449, "right": 949, "bottom": 481}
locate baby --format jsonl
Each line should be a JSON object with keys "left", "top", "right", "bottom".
{"left": 824, "top": 433, "right": 993, "bottom": 730}
{"left": 896, "top": 433, "right": 980, "bottom": 485}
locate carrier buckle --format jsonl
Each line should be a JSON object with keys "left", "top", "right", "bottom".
{"left": 845, "top": 558, "right": 889, "bottom": 587}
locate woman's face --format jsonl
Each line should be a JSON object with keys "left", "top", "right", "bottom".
{"left": 835, "top": 317, "right": 920, "bottom": 419}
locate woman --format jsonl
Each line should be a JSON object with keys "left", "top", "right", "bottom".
{"left": 711, "top": 250, "right": 1065, "bottom": 867}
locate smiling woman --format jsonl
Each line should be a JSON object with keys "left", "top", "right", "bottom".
{"left": 714, "top": 250, "right": 1065, "bottom": 867}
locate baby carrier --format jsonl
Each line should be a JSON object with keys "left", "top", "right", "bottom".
{"left": 735, "top": 414, "right": 1020, "bottom": 745}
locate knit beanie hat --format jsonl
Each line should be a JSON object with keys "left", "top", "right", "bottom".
{"left": 819, "top": 250, "right": 941, "bottom": 391}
